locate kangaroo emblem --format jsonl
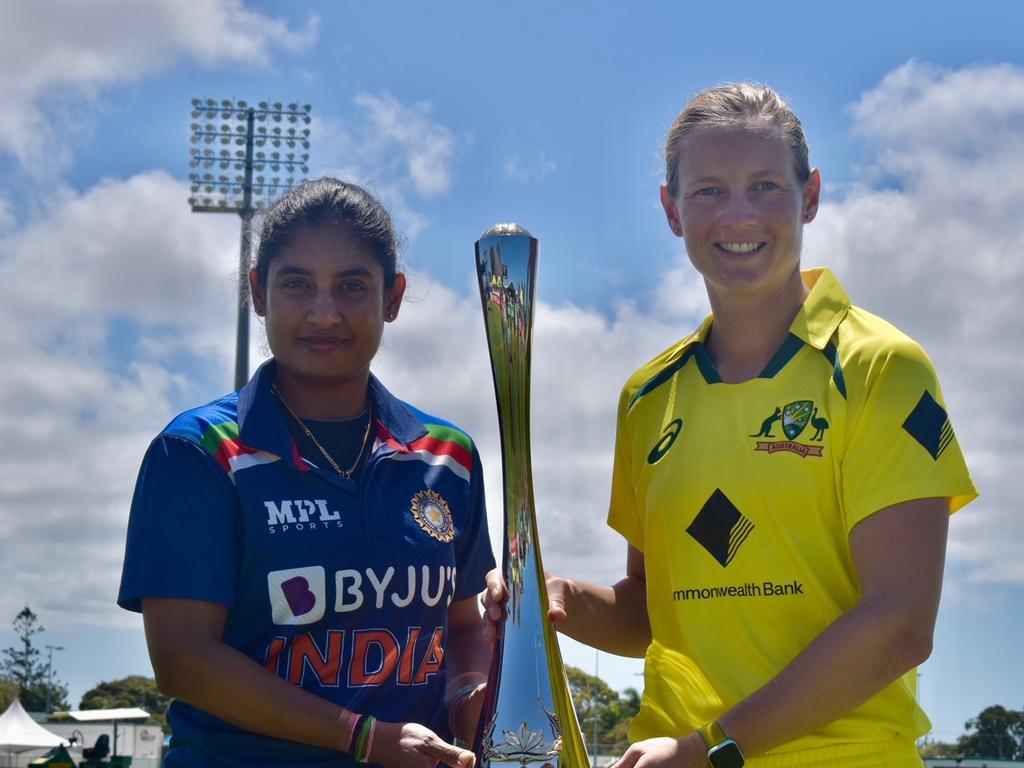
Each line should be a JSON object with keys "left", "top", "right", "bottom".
{"left": 750, "top": 407, "right": 782, "bottom": 438}
{"left": 809, "top": 408, "right": 829, "bottom": 441}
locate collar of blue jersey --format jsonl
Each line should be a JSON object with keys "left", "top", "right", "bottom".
{"left": 236, "top": 359, "right": 429, "bottom": 470}
{"left": 681, "top": 266, "right": 851, "bottom": 355}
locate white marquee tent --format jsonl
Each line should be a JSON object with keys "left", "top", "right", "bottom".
{"left": 0, "top": 699, "right": 64, "bottom": 750}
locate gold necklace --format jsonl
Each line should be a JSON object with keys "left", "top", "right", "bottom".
{"left": 272, "top": 384, "right": 373, "bottom": 479}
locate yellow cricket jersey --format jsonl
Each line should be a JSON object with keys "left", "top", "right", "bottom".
{"left": 607, "top": 268, "right": 977, "bottom": 761}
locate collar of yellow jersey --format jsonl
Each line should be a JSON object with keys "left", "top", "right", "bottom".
{"left": 788, "top": 267, "right": 851, "bottom": 350}
{"left": 677, "top": 266, "right": 850, "bottom": 356}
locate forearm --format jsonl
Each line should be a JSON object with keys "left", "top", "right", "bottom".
{"left": 556, "top": 574, "right": 650, "bottom": 657}
{"left": 719, "top": 600, "right": 931, "bottom": 756}
{"left": 150, "top": 634, "right": 353, "bottom": 752}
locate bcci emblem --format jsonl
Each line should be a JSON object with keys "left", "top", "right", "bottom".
{"left": 410, "top": 490, "right": 456, "bottom": 542}
{"left": 750, "top": 399, "right": 827, "bottom": 458}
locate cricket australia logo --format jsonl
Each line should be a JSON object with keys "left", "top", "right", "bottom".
{"left": 411, "top": 490, "right": 456, "bottom": 542}
{"left": 750, "top": 400, "right": 828, "bottom": 458}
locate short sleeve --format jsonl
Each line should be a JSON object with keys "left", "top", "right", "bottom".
{"left": 841, "top": 343, "right": 977, "bottom": 530}
{"left": 452, "top": 445, "right": 496, "bottom": 600}
{"left": 118, "top": 435, "right": 242, "bottom": 612}
{"left": 607, "top": 385, "right": 644, "bottom": 552}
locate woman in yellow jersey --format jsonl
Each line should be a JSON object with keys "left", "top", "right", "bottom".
{"left": 484, "top": 84, "right": 976, "bottom": 768}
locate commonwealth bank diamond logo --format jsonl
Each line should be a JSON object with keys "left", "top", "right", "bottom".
{"left": 903, "top": 391, "right": 954, "bottom": 461}
{"left": 686, "top": 489, "right": 755, "bottom": 567}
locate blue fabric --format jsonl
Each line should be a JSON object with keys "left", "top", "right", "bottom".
{"left": 119, "top": 360, "right": 495, "bottom": 767}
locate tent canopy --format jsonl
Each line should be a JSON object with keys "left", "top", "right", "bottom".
{"left": 0, "top": 699, "right": 65, "bottom": 750}
{"left": 66, "top": 708, "right": 149, "bottom": 722}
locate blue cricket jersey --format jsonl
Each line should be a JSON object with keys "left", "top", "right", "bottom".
{"left": 119, "top": 360, "right": 495, "bottom": 766}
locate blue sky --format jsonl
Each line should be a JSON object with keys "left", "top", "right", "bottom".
{"left": 0, "top": 0, "right": 1022, "bottom": 748}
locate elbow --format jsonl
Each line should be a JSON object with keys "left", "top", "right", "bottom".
{"left": 899, "top": 629, "right": 934, "bottom": 669}
{"left": 872, "top": 614, "right": 935, "bottom": 675}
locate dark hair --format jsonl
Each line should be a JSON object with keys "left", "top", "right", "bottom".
{"left": 254, "top": 177, "right": 402, "bottom": 288}
{"left": 664, "top": 83, "right": 811, "bottom": 199}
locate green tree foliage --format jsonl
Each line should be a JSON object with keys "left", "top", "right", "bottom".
{"left": 957, "top": 704, "right": 1024, "bottom": 760}
{"left": 0, "top": 677, "right": 20, "bottom": 711}
{"left": 566, "top": 665, "right": 641, "bottom": 753}
{"left": 0, "top": 606, "right": 68, "bottom": 712}
{"left": 917, "top": 740, "right": 960, "bottom": 759}
{"left": 80, "top": 675, "right": 170, "bottom": 727}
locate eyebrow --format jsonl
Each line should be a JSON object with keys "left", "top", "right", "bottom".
{"left": 274, "top": 266, "right": 375, "bottom": 278}
{"left": 689, "top": 170, "right": 785, "bottom": 185}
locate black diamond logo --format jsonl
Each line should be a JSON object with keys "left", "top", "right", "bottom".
{"left": 903, "top": 391, "right": 953, "bottom": 460}
{"left": 686, "top": 489, "right": 755, "bottom": 567}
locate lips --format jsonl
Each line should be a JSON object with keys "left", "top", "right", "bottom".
{"left": 299, "top": 336, "right": 347, "bottom": 352}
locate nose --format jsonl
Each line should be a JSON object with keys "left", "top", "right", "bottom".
{"left": 718, "top": 191, "right": 758, "bottom": 228}
{"left": 306, "top": 287, "right": 342, "bottom": 326}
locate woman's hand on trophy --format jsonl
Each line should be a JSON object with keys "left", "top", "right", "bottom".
{"left": 612, "top": 733, "right": 706, "bottom": 768}
{"left": 369, "top": 720, "right": 476, "bottom": 768}
{"left": 482, "top": 568, "right": 574, "bottom": 643}
{"left": 481, "top": 568, "right": 507, "bottom": 644}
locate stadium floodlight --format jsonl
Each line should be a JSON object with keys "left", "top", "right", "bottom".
{"left": 188, "top": 98, "right": 313, "bottom": 390}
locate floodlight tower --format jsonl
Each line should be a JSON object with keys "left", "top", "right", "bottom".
{"left": 188, "top": 98, "right": 312, "bottom": 390}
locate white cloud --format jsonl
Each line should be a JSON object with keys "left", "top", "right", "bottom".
{"left": 0, "top": 0, "right": 317, "bottom": 172}
{"left": 505, "top": 151, "right": 557, "bottom": 183}
{"left": 315, "top": 92, "right": 461, "bottom": 240}
{"left": 353, "top": 93, "right": 456, "bottom": 198}
{"left": 0, "top": 172, "right": 240, "bottom": 627}
{"left": 806, "top": 60, "right": 1024, "bottom": 586}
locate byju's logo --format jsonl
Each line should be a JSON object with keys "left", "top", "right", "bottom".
{"left": 268, "top": 566, "right": 326, "bottom": 625}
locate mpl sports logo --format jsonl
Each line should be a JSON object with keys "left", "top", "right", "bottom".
{"left": 749, "top": 399, "right": 828, "bottom": 458}
{"left": 264, "top": 499, "right": 343, "bottom": 534}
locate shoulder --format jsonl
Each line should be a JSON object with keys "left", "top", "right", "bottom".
{"left": 836, "top": 305, "right": 936, "bottom": 384}
{"left": 399, "top": 402, "right": 481, "bottom": 478}
{"left": 619, "top": 331, "right": 701, "bottom": 414}
{"left": 158, "top": 392, "right": 241, "bottom": 462}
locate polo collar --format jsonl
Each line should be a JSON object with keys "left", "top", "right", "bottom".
{"left": 237, "top": 359, "right": 428, "bottom": 466}
{"left": 788, "top": 267, "right": 850, "bottom": 350}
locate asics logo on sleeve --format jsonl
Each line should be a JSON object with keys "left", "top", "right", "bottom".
{"left": 648, "top": 419, "right": 683, "bottom": 464}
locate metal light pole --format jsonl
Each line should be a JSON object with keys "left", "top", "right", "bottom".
{"left": 188, "top": 98, "right": 312, "bottom": 390}
{"left": 593, "top": 650, "right": 600, "bottom": 767}
{"left": 44, "top": 644, "right": 63, "bottom": 713}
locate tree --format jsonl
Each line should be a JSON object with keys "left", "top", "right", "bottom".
{"left": 917, "top": 740, "right": 960, "bottom": 759}
{"left": 566, "top": 665, "right": 641, "bottom": 754}
{"left": 0, "top": 677, "right": 19, "bottom": 711}
{"left": 80, "top": 676, "right": 170, "bottom": 727}
{"left": 0, "top": 606, "right": 68, "bottom": 712}
{"left": 957, "top": 704, "right": 1024, "bottom": 760}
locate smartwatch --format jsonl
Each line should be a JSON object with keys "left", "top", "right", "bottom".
{"left": 697, "top": 721, "right": 745, "bottom": 768}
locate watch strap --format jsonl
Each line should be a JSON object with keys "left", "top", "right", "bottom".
{"left": 697, "top": 720, "right": 729, "bottom": 749}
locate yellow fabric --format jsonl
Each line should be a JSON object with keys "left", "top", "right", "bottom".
{"left": 608, "top": 268, "right": 977, "bottom": 757}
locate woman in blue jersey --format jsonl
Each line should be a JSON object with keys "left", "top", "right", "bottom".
{"left": 485, "top": 84, "right": 976, "bottom": 768}
{"left": 120, "top": 177, "right": 494, "bottom": 767}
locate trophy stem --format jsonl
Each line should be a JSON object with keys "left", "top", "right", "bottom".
{"left": 473, "top": 224, "right": 590, "bottom": 767}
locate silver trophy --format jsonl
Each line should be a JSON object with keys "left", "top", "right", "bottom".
{"left": 473, "top": 224, "right": 589, "bottom": 767}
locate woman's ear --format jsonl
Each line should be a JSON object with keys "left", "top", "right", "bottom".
{"left": 384, "top": 273, "right": 407, "bottom": 322}
{"left": 660, "top": 185, "right": 684, "bottom": 237}
{"left": 249, "top": 269, "right": 267, "bottom": 317}
{"left": 802, "top": 168, "right": 822, "bottom": 224}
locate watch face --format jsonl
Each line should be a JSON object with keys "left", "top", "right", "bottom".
{"left": 708, "top": 739, "right": 745, "bottom": 768}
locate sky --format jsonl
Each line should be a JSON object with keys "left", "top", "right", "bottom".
{"left": 0, "top": 0, "right": 1021, "bottom": 747}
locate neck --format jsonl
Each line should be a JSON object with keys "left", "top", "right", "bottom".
{"left": 272, "top": 366, "right": 371, "bottom": 420}
{"left": 704, "top": 270, "right": 809, "bottom": 383}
